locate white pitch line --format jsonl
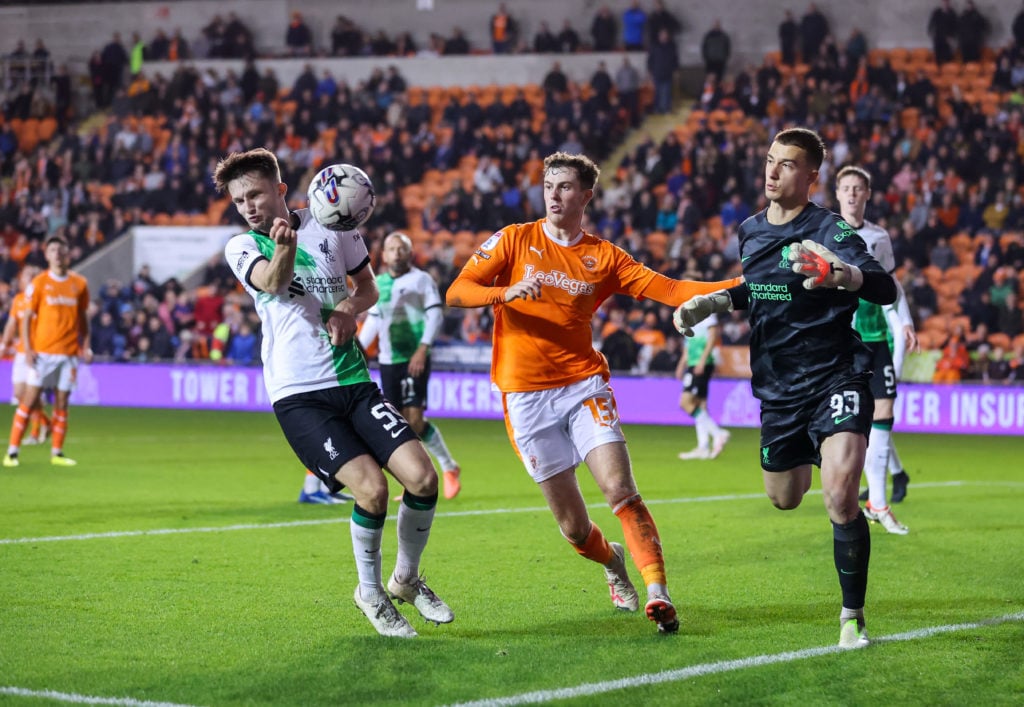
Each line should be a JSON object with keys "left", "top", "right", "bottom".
{"left": 445, "top": 611, "right": 1024, "bottom": 707}
{"left": 0, "top": 686, "right": 202, "bottom": 707}
{"left": 0, "top": 480, "right": 1000, "bottom": 546}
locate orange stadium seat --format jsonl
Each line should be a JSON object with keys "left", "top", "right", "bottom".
{"left": 909, "top": 47, "right": 933, "bottom": 64}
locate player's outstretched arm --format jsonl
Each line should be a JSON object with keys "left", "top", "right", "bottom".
{"left": 787, "top": 239, "right": 864, "bottom": 291}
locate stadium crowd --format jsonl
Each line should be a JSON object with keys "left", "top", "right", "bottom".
{"left": 2, "top": 2, "right": 1024, "bottom": 383}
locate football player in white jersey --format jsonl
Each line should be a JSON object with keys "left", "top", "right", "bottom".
{"left": 674, "top": 313, "right": 730, "bottom": 460}
{"left": 359, "top": 232, "right": 462, "bottom": 499}
{"left": 836, "top": 166, "right": 919, "bottom": 534}
{"left": 216, "top": 148, "right": 453, "bottom": 638}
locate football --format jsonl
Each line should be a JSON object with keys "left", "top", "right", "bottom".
{"left": 307, "top": 163, "right": 376, "bottom": 231}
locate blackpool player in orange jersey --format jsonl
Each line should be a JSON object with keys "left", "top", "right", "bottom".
{"left": 4, "top": 235, "right": 91, "bottom": 467}
{"left": 446, "top": 152, "right": 740, "bottom": 633}
{"left": 1, "top": 265, "right": 52, "bottom": 444}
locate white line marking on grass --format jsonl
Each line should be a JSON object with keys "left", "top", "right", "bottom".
{"left": 0, "top": 480, "right": 1006, "bottom": 546}
{"left": 0, "top": 686, "right": 202, "bottom": 707}
{"left": 445, "top": 611, "right": 1024, "bottom": 707}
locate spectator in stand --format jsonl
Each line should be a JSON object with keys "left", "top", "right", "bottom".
{"left": 649, "top": 334, "right": 682, "bottom": 373}
{"left": 647, "top": 28, "right": 679, "bottom": 115}
{"left": 982, "top": 192, "right": 1010, "bottom": 233}
{"left": 701, "top": 21, "right": 731, "bottom": 83}
{"left": 647, "top": 0, "right": 682, "bottom": 44}
{"left": 933, "top": 326, "right": 971, "bottom": 383}
{"left": 99, "top": 32, "right": 129, "bottom": 108}
{"left": 957, "top": 0, "right": 990, "bottom": 63}
{"left": 1014, "top": 1, "right": 1024, "bottom": 47}
{"left": 778, "top": 10, "right": 799, "bottom": 66}
{"left": 533, "top": 21, "right": 559, "bottom": 53}
{"left": 224, "top": 12, "right": 254, "bottom": 58}
{"left": 490, "top": 3, "right": 518, "bottom": 54}
{"left": 557, "top": 20, "right": 581, "bottom": 53}
{"left": 928, "top": 0, "right": 959, "bottom": 65}
{"left": 285, "top": 11, "right": 313, "bottom": 57}
{"left": 963, "top": 287, "right": 1000, "bottom": 335}
{"left": 622, "top": 0, "right": 648, "bottom": 51}
{"left": 331, "top": 16, "right": 364, "bottom": 57}
{"left": 225, "top": 319, "right": 258, "bottom": 365}
{"left": 615, "top": 56, "right": 642, "bottom": 126}
{"left": 907, "top": 271, "right": 938, "bottom": 323}
{"left": 998, "top": 291, "right": 1024, "bottom": 339}
{"left": 799, "top": 3, "right": 829, "bottom": 64}
{"left": 985, "top": 346, "right": 1012, "bottom": 383}
{"left": 591, "top": 6, "right": 618, "bottom": 52}
{"left": 443, "top": 27, "right": 471, "bottom": 55}
{"left": 929, "top": 236, "right": 957, "bottom": 271}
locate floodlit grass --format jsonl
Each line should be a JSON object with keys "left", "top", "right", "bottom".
{"left": 0, "top": 407, "right": 1022, "bottom": 706}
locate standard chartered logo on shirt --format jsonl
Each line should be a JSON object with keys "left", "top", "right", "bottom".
{"left": 748, "top": 282, "right": 792, "bottom": 301}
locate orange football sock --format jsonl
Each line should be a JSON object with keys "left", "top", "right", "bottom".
{"left": 8, "top": 403, "right": 30, "bottom": 449}
{"left": 569, "top": 521, "right": 614, "bottom": 564}
{"left": 613, "top": 494, "right": 667, "bottom": 587}
{"left": 51, "top": 410, "right": 67, "bottom": 454}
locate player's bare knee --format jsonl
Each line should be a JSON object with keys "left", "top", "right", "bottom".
{"left": 400, "top": 463, "right": 438, "bottom": 497}
{"left": 561, "top": 521, "right": 591, "bottom": 546}
{"left": 768, "top": 492, "right": 803, "bottom": 510}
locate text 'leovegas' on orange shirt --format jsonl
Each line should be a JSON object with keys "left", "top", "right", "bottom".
{"left": 448, "top": 219, "right": 740, "bottom": 392}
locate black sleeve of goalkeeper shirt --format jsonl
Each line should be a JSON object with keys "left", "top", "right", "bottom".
{"left": 856, "top": 269, "right": 897, "bottom": 305}
{"left": 726, "top": 282, "right": 750, "bottom": 311}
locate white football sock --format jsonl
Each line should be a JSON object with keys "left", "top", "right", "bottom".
{"left": 422, "top": 421, "right": 457, "bottom": 470}
{"left": 888, "top": 442, "right": 904, "bottom": 476}
{"left": 694, "top": 408, "right": 710, "bottom": 449}
{"left": 302, "top": 472, "right": 320, "bottom": 494}
{"left": 350, "top": 514, "right": 385, "bottom": 602}
{"left": 393, "top": 495, "right": 437, "bottom": 584}
{"left": 865, "top": 426, "right": 891, "bottom": 510}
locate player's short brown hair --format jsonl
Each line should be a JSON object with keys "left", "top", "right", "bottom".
{"left": 773, "top": 128, "right": 827, "bottom": 170}
{"left": 212, "top": 147, "right": 281, "bottom": 193}
{"left": 835, "top": 165, "right": 872, "bottom": 190}
{"left": 542, "top": 152, "right": 600, "bottom": 190}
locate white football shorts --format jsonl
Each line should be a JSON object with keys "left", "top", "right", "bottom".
{"left": 503, "top": 374, "right": 625, "bottom": 483}
{"left": 11, "top": 351, "right": 28, "bottom": 386}
{"left": 26, "top": 353, "right": 77, "bottom": 392}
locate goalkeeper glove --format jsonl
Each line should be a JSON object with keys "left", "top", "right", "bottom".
{"left": 673, "top": 290, "right": 733, "bottom": 337}
{"left": 787, "top": 239, "right": 863, "bottom": 290}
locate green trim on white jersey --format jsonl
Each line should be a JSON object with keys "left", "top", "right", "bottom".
{"left": 853, "top": 220, "right": 895, "bottom": 344}
{"left": 361, "top": 267, "right": 443, "bottom": 365}
{"left": 225, "top": 212, "right": 372, "bottom": 403}
{"left": 685, "top": 314, "right": 718, "bottom": 366}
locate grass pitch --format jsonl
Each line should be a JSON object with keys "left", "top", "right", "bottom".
{"left": 0, "top": 408, "right": 1022, "bottom": 706}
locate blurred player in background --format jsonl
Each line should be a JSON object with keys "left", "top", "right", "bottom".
{"left": 447, "top": 151, "right": 740, "bottom": 634}
{"left": 674, "top": 128, "right": 897, "bottom": 647}
{"left": 674, "top": 310, "right": 729, "bottom": 460}
{"left": 1, "top": 265, "right": 51, "bottom": 445}
{"left": 216, "top": 148, "right": 451, "bottom": 638}
{"left": 359, "top": 231, "right": 462, "bottom": 500}
{"left": 835, "top": 166, "right": 918, "bottom": 533}
{"left": 298, "top": 469, "right": 354, "bottom": 504}
{"left": 4, "top": 236, "right": 91, "bottom": 467}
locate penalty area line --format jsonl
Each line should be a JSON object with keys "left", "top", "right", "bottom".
{"left": 445, "top": 611, "right": 1024, "bottom": 707}
{"left": 0, "top": 686, "right": 202, "bottom": 707}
